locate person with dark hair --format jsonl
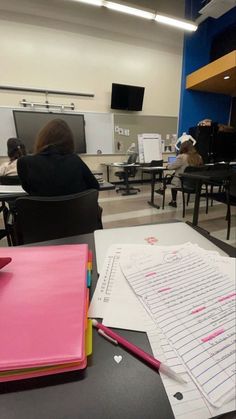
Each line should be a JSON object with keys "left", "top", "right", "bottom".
{"left": 0, "top": 138, "right": 26, "bottom": 177}
{"left": 167, "top": 140, "right": 203, "bottom": 207}
{"left": 17, "top": 119, "right": 99, "bottom": 196}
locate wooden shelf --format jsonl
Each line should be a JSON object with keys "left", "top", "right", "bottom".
{"left": 186, "top": 50, "right": 236, "bottom": 96}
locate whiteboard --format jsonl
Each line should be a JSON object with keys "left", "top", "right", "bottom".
{"left": 0, "top": 107, "right": 114, "bottom": 156}
{"left": 85, "top": 112, "right": 114, "bottom": 154}
{"left": 138, "top": 133, "right": 162, "bottom": 163}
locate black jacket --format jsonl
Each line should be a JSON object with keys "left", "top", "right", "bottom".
{"left": 17, "top": 147, "right": 99, "bottom": 196}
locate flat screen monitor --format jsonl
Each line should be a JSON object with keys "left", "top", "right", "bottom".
{"left": 13, "top": 111, "right": 86, "bottom": 154}
{"left": 111, "top": 83, "right": 145, "bottom": 111}
{"left": 168, "top": 156, "right": 177, "bottom": 164}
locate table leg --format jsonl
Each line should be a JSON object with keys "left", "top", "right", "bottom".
{"left": 147, "top": 171, "right": 160, "bottom": 209}
{"left": 162, "top": 177, "right": 166, "bottom": 209}
{"left": 192, "top": 180, "right": 202, "bottom": 226}
{"left": 106, "top": 166, "right": 110, "bottom": 182}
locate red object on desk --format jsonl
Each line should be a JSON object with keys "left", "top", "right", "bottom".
{"left": 0, "top": 257, "right": 12, "bottom": 269}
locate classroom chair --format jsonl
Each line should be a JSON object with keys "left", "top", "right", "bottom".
{"left": 209, "top": 172, "right": 236, "bottom": 240}
{"left": 0, "top": 176, "right": 22, "bottom": 244}
{"left": 12, "top": 189, "right": 103, "bottom": 245}
{"left": 154, "top": 166, "right": 208, "bottom": 215}
{"left": 114, "top": 153, "right": 140, "bottom": 195}
{"left": 179, "top": 166, "right": 209, "bottom": 218}
{"left": 0, "top": 175, "right": 21, "bottom": 185}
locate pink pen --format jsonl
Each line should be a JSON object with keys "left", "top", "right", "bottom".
{"left": 92, "top": 320, "right": 186, "bottom": 384}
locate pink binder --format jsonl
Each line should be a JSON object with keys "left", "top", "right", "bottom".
{"left": 0, "top": 244, "right": 89, "bottom": 381}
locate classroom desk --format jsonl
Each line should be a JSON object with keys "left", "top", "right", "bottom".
{"left": 0, "top": 221, "right": 235, "bottom": 419}
{"left": 97, "top": 180, "right": 115, "bottom": 190}
{"left": 101, "top": 162, "right": 114, "bottom": 182}
{"left": 180, "top": 169, "right": 233, "bottom": 226}
{"left": 0, "top": 181, "right": 115, "bottom": 201}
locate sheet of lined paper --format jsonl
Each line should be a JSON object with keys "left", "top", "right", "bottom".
{"left": 120, "top": 244, "right": 236, "bottom": 407}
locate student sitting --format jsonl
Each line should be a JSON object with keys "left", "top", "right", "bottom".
{"left": 17, "top": 118, "right": 99, "bottom": 196}
{"left": 0, "top": 138, "right": 26, "bottom": 177}
{"left": 167, "top": 140, "right": 203, "bottom": 207}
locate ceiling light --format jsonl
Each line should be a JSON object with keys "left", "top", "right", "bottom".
{"left": 74, "top": 0, "right": 104, "bottom": 6}
{"left": 224, "top": 75, "right": 230, "bottom": 80}
{"left": 105, "top": 2, "right": 155, "bottom": 20}
{"left": 155, "top": 14, "right": 197, "bottom": 32}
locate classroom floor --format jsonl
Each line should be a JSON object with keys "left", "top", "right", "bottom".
{"left": 0, "top": 183, "right": 235, "bottom": 247}
{"left": 99, "top": 183, "right": 236, "bottom": 247}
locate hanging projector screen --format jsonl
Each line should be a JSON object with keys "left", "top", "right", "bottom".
{"left": 13, "top": 111, "right": 86, "bottom": 153}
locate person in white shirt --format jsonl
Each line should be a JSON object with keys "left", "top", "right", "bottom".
{"left": 0, "top": 138, "right": 26, "bottom": 177}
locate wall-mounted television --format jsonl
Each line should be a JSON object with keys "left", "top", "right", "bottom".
{"left": 111, "top": 83, "right": 145, "bottom": 111}
{"left": 13, "top": 111, "right": 86, "bottom": 154}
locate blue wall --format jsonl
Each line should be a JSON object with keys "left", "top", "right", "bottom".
{"left": 178, "top": 2, "right": 236, "bottom": 135}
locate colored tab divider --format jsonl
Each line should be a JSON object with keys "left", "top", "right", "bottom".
{"left": 87, "top": 250, "right": 93, "bottom": 287}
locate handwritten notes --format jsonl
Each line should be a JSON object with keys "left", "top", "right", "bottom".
{"left": 120, "top": 244, "right": 236, "bottom": 407}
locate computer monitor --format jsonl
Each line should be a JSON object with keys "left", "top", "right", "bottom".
{"left": 168, "top": 156, "right": 176, "bottom": 164}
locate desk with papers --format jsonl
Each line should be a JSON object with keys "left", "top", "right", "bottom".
{"left": 0, "top": 221, "right": 235, "bottom": 419}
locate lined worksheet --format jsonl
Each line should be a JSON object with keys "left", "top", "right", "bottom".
{"left": 88, "top": 245, "right": 121, "bottom": 318}
{"left": 146, "top": 316, "right": 236, "bottom": 419}
{"left": 120, "top": 245, "right": 236, "bottom": 407}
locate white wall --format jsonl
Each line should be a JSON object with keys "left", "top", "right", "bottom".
{"left": 0, "top": 6, "right": 183, "bottom": 170}
{"left": 0, "top": 12, "right": 183, "bottom": 115}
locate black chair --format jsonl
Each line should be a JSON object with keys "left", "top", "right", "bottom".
{"left": 0, "top": 175, "right": 21, "bottom": 185}
{"left": 155, "top": 166, "right": 208, "bottom": 212}
{"left": 0, "top": 176, "right": 21, "bottom": 244}
{"left": 115, "top": 153, "right": 140, "bottom": 196}
{"left": 141, "top": 160, "right": 163, "bottom": 183}
{"left": 179, "top": 166, "right": 209, "bottom": 218}
{"left": 210, "top": 172, "right": 236, "bottom": 240}
{"left": 205, "top": 163, "right": 229, "bottom": 207}
{"left": 11, "top": 189, "right": 103, "bottom": 245}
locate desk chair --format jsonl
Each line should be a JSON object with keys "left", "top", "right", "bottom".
{"left": 12, "top": 189, "right": 102, "bottom": 245}
{"left": 0, "top": 176, "right": 21, "bottom": 244}
{"left": 209, "top": 173, "right": 236, "bottom": 240}
{"left": 0, "top": 175, "right": 21, "bottom": 185}
{"left": 115, "top": 153, "right": 140, "bottom": 196}
{"left": 205, "top": 163, "right": 228, "bottom": 207}
{"left": 179, "top": 166, "right": 209, "bottom": 218}
{"left": 141, "top": 160, "right": 163, "bottom": 183}
{"left": 155, "top": 167, "right": 207, "bottom": 212}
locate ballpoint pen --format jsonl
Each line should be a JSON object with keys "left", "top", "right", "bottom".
{"left": 92, "top": 319, "right": 186, "bottom": 384}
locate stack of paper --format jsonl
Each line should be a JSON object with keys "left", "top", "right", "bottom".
{"left": 89, "top": 242, "right": 236, "bottom": 418}
{"left": 0, "top": 245, "right": 92, "bottom": 382}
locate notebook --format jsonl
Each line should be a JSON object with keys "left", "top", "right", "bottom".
{"left": 167, "top": 156, "right": 176, "bottom": 164}
{"left": 0, "top": 245, "right": 91, "bottom": 381}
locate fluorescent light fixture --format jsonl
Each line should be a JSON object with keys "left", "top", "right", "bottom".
{"left": 75, "top": 0, "right": 104, "bottom": 6}
{"left": 155, "top": 14, "right": 197, "bottom": 32}
{"left": 105, "top": 2, "right": 155, "bottom": 20}
{"left": 224, "top": 75, "right": 230, "bottom": 80}
{"left": 73, "top": 0, "right": 198, "bottom": 31}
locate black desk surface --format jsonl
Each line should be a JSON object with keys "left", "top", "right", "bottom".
{"left": 0, "top": 228, "right": 235, "bottom": 419}
{"left": 181, "top": 169, "right": 233, "bottom": 181}
{"left": 0, "top": 182, "right": 114, "bottom": 201}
